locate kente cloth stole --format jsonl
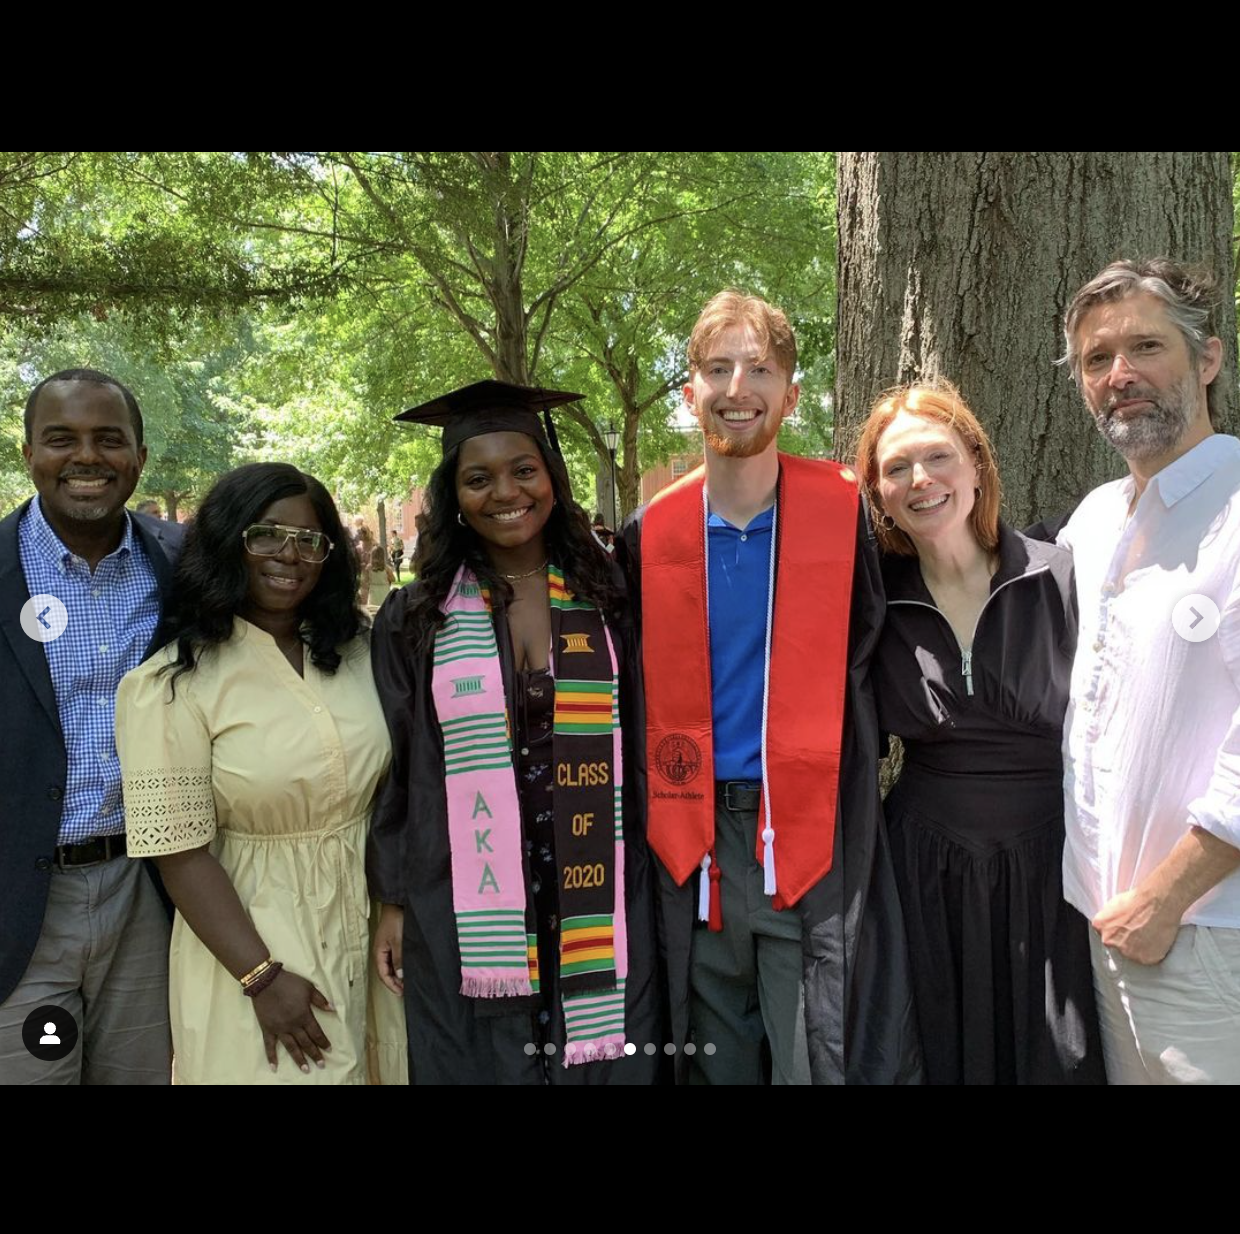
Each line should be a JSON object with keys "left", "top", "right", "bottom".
{"left": 432, "top": 563, "right": 628, "bottom": 1064}
{"left": 641, "top": 454, "right": 858, "bottom": 916}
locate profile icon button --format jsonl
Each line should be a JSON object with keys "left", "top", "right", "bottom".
{"left": 20, "top": 594, "right": 68, "bottom": 644}
{"left": 21, "top": 1004, "right": 79, "bottom": 1062}
{"left": 1172, "top": 594, "right": 1221, "bottom": 644}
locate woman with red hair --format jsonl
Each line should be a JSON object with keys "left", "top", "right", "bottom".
{"left": 857, "top": 381, "right": 1103, "bottom": 1085}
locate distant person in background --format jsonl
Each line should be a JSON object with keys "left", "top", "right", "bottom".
{"left": 355, "top": 525, "right": 376, "bottom": 607}
{"left": 136, "top": 499, "right": 163, "bottom": 520}
{"left": 591, "top": 515, "right": 615, "bottom": 553}
{"left": 368, "top": 542, "right": 396, "bottom": 612}
{"left": 389, "top": 532, "right": 404, "bottom": 580}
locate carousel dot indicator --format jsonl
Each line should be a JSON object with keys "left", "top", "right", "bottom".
{"left": 643, "top": 1042, "right": 657, "bottom": 1056}
{"left": 623, "top": 1042, "right": 637, "bottom": 1056}
{"left": 543, "top": 1043, "right": 557, "bottom": 1056}
{"left": 523, "top": 1043, "right": 537, "bottom": 1056}
{"left": 703, "top": 1043, "right": 716, "bottom": 1056}
{"left": 684, "top": 1043, "right": 697, "bottom": 1056}
{"left": 664, "top": 1043, "right": 676, "bottom": 1055}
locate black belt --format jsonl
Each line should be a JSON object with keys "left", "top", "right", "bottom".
{"left": 716, "top": 781, "right": 761, "bottom": 811}
{"left": 54, "top": 833, "right": 127, "bottom": 869}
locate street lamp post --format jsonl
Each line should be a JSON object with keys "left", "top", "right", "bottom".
{"left": 603, "top": 421, "right": 620, "bottom": 532}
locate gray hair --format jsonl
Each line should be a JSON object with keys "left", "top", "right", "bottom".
{"left": 1060, "top": 258, "right": 1221, "bottom": 425}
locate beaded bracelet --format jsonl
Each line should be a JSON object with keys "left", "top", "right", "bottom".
{"left": 242, "top": 961, "right": 283, "bottom": 998}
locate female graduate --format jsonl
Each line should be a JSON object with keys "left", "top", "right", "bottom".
{"left": 367, "top": 381, "right": 662, "bottom": 1083}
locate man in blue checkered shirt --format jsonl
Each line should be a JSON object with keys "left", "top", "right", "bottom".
{"left": 0, "top": 369, "right": 183, "bottom": 1084}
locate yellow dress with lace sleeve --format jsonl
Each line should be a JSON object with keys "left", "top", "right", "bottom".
{"left": 116, "top": 618, "right": 404, "bottom": 1084}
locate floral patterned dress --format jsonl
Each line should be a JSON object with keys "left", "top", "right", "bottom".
{"left": 514, "top": 667, "right": 561, "bottom": 1048}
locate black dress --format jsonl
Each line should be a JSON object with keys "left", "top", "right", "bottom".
{"left": 875, "top": 525, "right": 1104, "bottom": 1085}
{"left": 366, "top": 580, "right": 663, "bottom": 1085}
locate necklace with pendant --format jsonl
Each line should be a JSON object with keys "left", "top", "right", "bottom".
{"left": 499, "top": 560, "right": 548, "bottom": 582}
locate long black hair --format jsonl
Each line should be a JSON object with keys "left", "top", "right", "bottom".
{"left": 162, "top": 463, "right": 362, "bottom": 688}
{"left": 408, "top": 435, "right": 623, "bottom": 650}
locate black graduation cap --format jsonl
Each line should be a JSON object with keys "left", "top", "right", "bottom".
{"left": 395, "top": 379, "right": 583, "bottom": 456}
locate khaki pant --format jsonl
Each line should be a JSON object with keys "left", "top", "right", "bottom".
{"left": 1090, "top": 924, "right": 1240, "bottom": 1085}
{"left": 0, "top": 856, "right": 171, "bottom": 1085}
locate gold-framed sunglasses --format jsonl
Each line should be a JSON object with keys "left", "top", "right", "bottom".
{"left": 241, "top": 523, "right": 334, "bottom": 564}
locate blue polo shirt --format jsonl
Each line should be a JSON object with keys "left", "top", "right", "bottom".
{"left": 708, "top": 505, "right": 774, "bottom": 782}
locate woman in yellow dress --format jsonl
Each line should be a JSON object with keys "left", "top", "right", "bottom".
{"left": 116, "top": 462, "right": 400, "bottom": 1083}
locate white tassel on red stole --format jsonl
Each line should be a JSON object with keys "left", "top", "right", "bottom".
{"left": 762, "top": 827, "right": 776, "bottom": 896}
{"left": 698, "top": 852, "right": 712, "bottom": 922}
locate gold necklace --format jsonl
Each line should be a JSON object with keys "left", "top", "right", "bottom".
{"left": 499, "top": 560, "right": 548, "bottom": 582}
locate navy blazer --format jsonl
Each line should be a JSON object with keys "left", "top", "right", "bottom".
{"left": 0, "top": 499, "right": 183, "bottom": 1005}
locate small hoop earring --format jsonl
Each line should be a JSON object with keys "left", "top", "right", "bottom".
{"left": 876, "top": 511, "right": 897, "bottom": 532}
{"left": 974, "top": 487, "right": 981, "bottom": 499}
{"left": 457, "top": 512, "right": 466, "bottom": 527}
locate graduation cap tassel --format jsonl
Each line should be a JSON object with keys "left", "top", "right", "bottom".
{"left": 707, "top": 854, "right": 723, "bottom": 932}
{"left": 543, "top": 409, "right": 563, "bottom": 457}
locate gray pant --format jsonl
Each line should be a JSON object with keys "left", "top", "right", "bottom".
{"left": 0, "top": 856, "right": 171, "bottom": 1085}
{"left": 688, "top": 794, "right": 811, "bottom": 1085}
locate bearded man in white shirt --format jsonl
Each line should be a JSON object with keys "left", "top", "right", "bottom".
{"left": 1058, "top": 257, "right": 1240, "bottom": 1084}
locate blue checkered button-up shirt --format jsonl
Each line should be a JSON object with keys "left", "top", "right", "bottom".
{"left": 18, "top": 497, "right": 161, "bottom": 843}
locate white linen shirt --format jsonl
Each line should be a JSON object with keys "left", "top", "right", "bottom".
{"left": 1059, "top": 434, "right": 1240, "bottom": 926}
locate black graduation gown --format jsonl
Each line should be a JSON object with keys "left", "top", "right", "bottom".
{"left": 366, "top": 575, "right": 663, "bottom": 1085}
{"left": 617, "top": 492, "right": 923, "bottom": 1085}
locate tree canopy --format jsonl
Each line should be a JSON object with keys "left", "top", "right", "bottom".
{"left": 3, "top": 152, "right": 1237, "bottom": 524}
{"left": 1, "top": 152, "right": 835, "bottom": 517}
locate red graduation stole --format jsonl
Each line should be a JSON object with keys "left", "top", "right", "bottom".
{"left": 641, "top": 454, "right": 858, "bottom": 912}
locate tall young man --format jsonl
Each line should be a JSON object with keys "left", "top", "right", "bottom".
{"left": 620, "top": 292, "right": 918, "bottom": 1084}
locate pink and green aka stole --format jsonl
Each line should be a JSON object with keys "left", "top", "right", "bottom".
{"left": 431, "top": 564, "right": 628, "bottom": 1064}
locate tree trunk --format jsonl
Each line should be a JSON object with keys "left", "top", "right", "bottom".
{"left": 592, "top": 408, "right": 644, "bottom": 524}
{"left": 835, "top": 152, "right": 1238, "bottom": 527}
{"left": 485, "top": 153, "right": 529, "bottom": 384}
{"left": 164, "top": 490, "right": 179, "bottom": 523}
{"left": 594, "top": 463, "right": 618, "bottom": 529}
{"left": 376, "top": 499, "right": 388, "bottom": 565}
{"left": 619, "top": 412, "right": 641, "bottom": 519}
